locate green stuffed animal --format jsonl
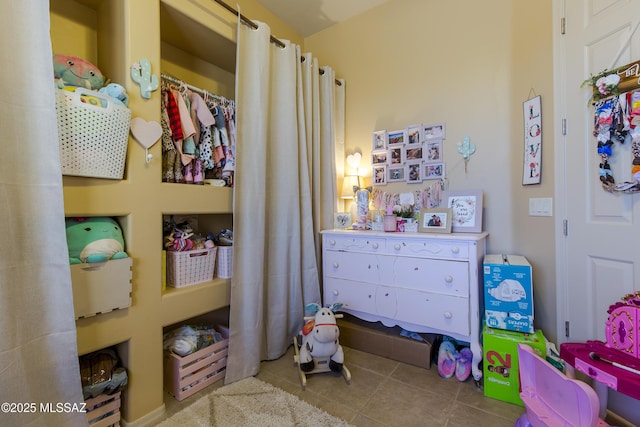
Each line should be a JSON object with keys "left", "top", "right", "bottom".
{"left": 53, "top": 54, "right": 105, "bottom": 90}
{"left": 66, "top": 217, "right": 128, "bottom": 264}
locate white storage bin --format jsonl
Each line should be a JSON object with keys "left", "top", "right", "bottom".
{"left": 216, "top": 246, "right": 233, "bottom": 279}
{"left": 55, "top": 88, "right": 131, "bottom": 179}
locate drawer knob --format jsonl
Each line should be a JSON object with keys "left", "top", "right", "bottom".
{"left": 444, "top": 311, "right": 453, "bottom": 319}
{"left": 451, "top": 247, "right": 460, "bottom": 254}
{"left": 394, "top": 244, "right": 401, "bottom": 250}
{"left": 372, "top": 242, "right": 379, "bottom": 249}
{"left": 333, "top": 290, "right": 339, "bottom": 296}
{"left": 445, "top": 275, "right": 453, "bottom": 283}
{"left": 333, "top": 262, "right": 339, "bottom": 268}
{"left": 330, "top": 239, "right": 336, "bottom": 246}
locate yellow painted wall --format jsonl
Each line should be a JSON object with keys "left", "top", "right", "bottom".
{"left": 49, "top": 0, "right": 302, "bottom": 424}
{"left": 49, "top": 0, "right": 557, "bottom": 422}
{"left": 306, "top": 0, "right": 556, "bottom": 342}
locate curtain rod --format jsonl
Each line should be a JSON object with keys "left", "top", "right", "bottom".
{"left": 212, "top": 0, "right": 342, "bottom": 86}
{"left": 161, "top": 73, "right": 232, "bottom": 104}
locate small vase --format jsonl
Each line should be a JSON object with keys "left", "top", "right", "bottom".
{"left": 383, "top": 215, "right": 397, "bottom": 232}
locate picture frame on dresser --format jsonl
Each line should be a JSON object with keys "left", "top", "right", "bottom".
{"left": 441, "top": 189, "right": 483, "bottom": 233}
{"left": 334, "top": 212, "right": 352, "bottom": 229}
{"left": 419, "top": 208, "right": 452, "bottom": 233}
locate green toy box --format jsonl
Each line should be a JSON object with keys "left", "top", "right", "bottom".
{"left": 482, "top": 325, "right": 545, "bottom": 406}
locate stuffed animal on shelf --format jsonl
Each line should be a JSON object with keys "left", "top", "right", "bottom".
{"left": 66, "top": 217, "right": 128, "bottom": 264}
{"left": 53, "top": 53, "right": 105, "bottom": 90}
{"left": 299, "top": 302, "right": 345, "bottom": 373}
{"left": 98, "top": 83, "right": 129, "bottom": 107}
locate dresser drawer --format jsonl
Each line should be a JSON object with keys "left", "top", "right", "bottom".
{"left": 395, "top": 290, "right": 470, "bottom": 335}
{"left": 324, "top": 234, "right": 386, "bottom": 253}
{"left": 386, "top": 237, "right": 469, "bottom": 260}
{"left": 324, "top": 250, "right": 381, "bottom": 283}
{"left": 382, "top": 257, "right": 469, "bottom": 296}
{"left": 324, "top": 278, "right": 377, "bottom": 314}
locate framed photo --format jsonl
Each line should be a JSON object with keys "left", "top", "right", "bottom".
{"left": 334, "top": 212, "right": 352, "bottom": 229}
{"left": 424, "top": 123, "right": 446, "bottom": 140}
{"left": 441, "top": 189, "right": 483, "bottom": 233}
{"left": 425, "top": 139, "right": 443, "bottom": 163}
{"left": 406, "top": 124, "right": 423, "bottom": 145}
{"left": 373, "top": 165, "right": 387, "bottom": 185}
{"left": 418, "top": 208, "right": 452, "bottom": 234}
{"left": 406, "top": 161, "right": 422, "bottom": 184}
{"left": 388, "top": 165, "right": 405, "bottom": 182}
{"left": 372, "top": 130, "right": 388, "bottom": 151}
{"left": 388, "top": 129, "right": 407, "bottom": 146}
{"left": 424, "top": 162, "right": 446, "bottom": 180}
{"left": 388, "top": 146, "right": 403, "bottom": 165}
{"left": 404, "top": 145, "right": 424, "bottom": 162}
{"left": 372, "top": 150, "right": 388, "bottom": 165}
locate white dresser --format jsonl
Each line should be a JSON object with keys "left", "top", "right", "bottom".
{"left": 321, "top": 229, "right": 488, "bottom": 381}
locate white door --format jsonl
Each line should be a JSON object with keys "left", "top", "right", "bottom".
{"left": 555, "top": 0, "right": 640, "bottom": 343}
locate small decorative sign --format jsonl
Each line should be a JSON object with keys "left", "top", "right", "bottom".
{"left": 523, "top": 95, "right": 542, "bottom": 185}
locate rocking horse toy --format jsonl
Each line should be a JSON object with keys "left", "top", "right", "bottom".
{"left": 293, "top": 302, "right": 352, "bottom": 390}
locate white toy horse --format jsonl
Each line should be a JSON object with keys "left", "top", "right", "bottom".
{"left": 293, "top": 302, "right": 351, "bottom": 389}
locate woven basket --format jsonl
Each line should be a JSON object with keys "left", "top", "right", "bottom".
{"left": 55, "top": 88, "right": 131, "bottom": 179}
{"left": 166, "top": 248, "right": 217, "bottom": 288}
{"left": 216, "top": 246, "right": 233, "bottom": 279}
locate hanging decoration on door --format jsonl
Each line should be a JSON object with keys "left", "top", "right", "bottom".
{"left": 523, "top": 95, "right": 542, "bottom": 185}
{"left": 583, "top": 59, "right": 640, "bottom": 193}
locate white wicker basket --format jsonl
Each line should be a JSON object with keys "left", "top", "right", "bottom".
{"left": 166, "top": 248, "right": 217, "bottom": 288}
{"left": 55, "top": 88, "right": 131, "bottom": 179}
{"left": 216, "top": 246, "right": 233, "bottom": 279}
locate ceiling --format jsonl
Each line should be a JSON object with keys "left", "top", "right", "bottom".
{"left": 256, "top": 0, "right": 391, "bottom": 37}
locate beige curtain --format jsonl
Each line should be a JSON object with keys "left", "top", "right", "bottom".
{"left": 225, "top": 20, "right": 344, "bottom": 383}
{"left": 0, "top": 1, "right": 85, "bottom": 426}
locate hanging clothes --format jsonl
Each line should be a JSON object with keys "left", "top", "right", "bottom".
{"left": 160, "top": 75, "right": 237, "bottom": 186}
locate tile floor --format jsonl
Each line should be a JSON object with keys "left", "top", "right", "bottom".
{"left": 154, "top": 345, "right": 526, "bottom": 426}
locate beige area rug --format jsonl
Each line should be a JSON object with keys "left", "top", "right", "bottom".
{"left": 157, "top": 377, "right": 353, "bottom": 427}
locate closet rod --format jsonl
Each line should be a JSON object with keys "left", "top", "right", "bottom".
{"left": 161, "top": 74, "right": 230, "bottom": 103}
{"left": 212, "top": 0, "right": 342, "bottom": 86}
{"left": 213, "top": 0, "right": 285, "bottom": 48}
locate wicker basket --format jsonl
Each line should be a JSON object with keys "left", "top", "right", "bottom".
{"left": 216, "top": 246, "right": 233, "bottom": 279}
{"left": 55, "top": 88, "right": 131, "bottom": 179}
{"left": 166, "top": 248, "right": 217, "bottom": 288}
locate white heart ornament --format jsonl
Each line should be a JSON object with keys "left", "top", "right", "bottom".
{"left": 346, "top": 153, "right": 362, "bottom": 169}
{"left": 130, "top": 117, "right": 162, "bottom": 149}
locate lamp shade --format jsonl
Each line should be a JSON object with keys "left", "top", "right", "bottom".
{"left": 341, "top": 175, "right": 361, "bottom": 199}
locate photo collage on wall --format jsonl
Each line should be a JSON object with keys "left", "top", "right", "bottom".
{"left": 372, "top": 123, "right": 446, "bottom": 185}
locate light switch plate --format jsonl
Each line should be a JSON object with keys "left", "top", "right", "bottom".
{"left": 529, "top": 197, "right": 552, "bottom": 217}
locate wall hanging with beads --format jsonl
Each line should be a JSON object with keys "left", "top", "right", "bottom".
{"left": 583, "top": 59, "right": 640, "bottom": 193}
